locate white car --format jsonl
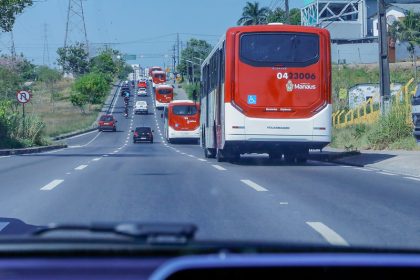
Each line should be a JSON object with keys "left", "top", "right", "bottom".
{"left": 137, "top": 88, "right": 147, "bottom": 96}
{"left": 134, "top": 101, "right": 148, "bottom": 115}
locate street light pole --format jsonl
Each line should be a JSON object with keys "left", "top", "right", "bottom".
{"left": 378, "top": 0, "right": 391, "bottom": 115}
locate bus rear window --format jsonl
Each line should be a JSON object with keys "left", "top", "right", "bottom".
{"left": 240, "top": 32, "right": 319, "bottom": 67}
{"left": 158, "top": 89, "right": 172, "bottom": 94}
{"left": 172, "top": 105, "right": 197, "bottom": 116}
{"left": 154, "top": 74, "right": 165, "bottom": 79}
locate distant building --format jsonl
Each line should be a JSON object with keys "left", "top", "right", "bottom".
{"left": 301, "top": 0, "right": 420, "bottom": 64}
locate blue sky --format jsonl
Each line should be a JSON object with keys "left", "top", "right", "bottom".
{"left": 4, "top": 0, "right": 303, "bottom": 67}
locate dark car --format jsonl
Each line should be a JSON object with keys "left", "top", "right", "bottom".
{"left": 98, "top": 114, "right": 117, "bottom": 132}
{"left": 132, "top": 127, "right": 153, "bottom": 143}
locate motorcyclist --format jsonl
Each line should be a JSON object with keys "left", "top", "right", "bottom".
{"left": 124, "top": 106, "right": 128, "bottom": 118}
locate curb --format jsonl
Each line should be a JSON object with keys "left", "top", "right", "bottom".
{"left": 0, "top": 144, "right": 67, "bottom": 156}
{"left": 52, "top": 127, "right": 97, "bottom": 141}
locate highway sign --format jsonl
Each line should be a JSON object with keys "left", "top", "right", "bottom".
{"left": 123, "top": 54, "right": 136, "bottom": 60}
{"left": 16, "top": 90, "right": 31, "bottom": 104}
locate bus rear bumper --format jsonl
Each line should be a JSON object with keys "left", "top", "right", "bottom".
{"left": 168, "top": 126, "right": 200, "bottom": 139}
{"left": 223, "top": 140, "right": 329, "bottom": 154}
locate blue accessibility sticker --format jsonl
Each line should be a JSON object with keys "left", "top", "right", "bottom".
{"left": 247, "top": 95, "right": 257, "bottom": 105}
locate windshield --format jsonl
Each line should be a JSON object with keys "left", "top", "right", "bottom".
{"left": 100, "top": 116, "right": 113, "bottom": 121}
{"left": 2, "top": 0, "right": 420, "bottom": 255}
{"left": 158, "top": 89, "right": 172, "bottom": 94}
{"left": 172, "top": 105, "right": 198, "bottom": 115}
{"left": 240, "top": 32, "right": 319, "bottom": 66}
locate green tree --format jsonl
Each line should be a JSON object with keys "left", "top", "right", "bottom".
{"left": 90, "top": 50, "right": 117, "bottom": 75}
{"left": 237, "top": 1, "right": 269, "bottom": 26}
{"left": 177, "top": 38, "right": 212, "bottom": 82}
{"left": 57, "top": 42, "right": 90, "bottom": 76}
{"left": 0, "top": 65, "right": 23, "bottom": 100}
{"left": 0, "top": 0, "right": 32, "bottom": 32}
{"left": 390, "top": 11, "right": 420, "bottom": 80}
{"left": 72, "top": 72, "right": 111, "bottom": 113}
{"left": 267, "top": 7, "right": 301, "bottom": 25}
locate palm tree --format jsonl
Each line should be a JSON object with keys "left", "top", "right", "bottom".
{"left": 237, "top": 1, "right": 269, "bottom": 26}
{"left": 389, "top": 11, "right": 420, "bottom": 81}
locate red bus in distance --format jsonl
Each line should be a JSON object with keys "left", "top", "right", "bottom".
{"left": 200, "top": 24, "right": 331, "bottom": 162}
{"left": 163, "top": 100, "right": 200, "bottom": 143}
{"left": 152, "top": 70, "right": 166, "bottom": 87}
{"left": 154, "top": 84, "right": 173, "bottom": 109}
{"left": 148, "top": 66, "right": 162, "bottom": 78}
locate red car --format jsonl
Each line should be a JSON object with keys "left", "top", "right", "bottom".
{"left": 98, "top": 114, "right": 117, "bottom": 132}
{"left": 137, "top": 81, "right": 147, "bottom": 89}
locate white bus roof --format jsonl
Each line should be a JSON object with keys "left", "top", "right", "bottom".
{"left": 170, "top": 100, "right": 194, "bottom": 104}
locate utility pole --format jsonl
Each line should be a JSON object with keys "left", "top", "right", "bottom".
{"left": 64, "top": 0, "right": 89, "bottom": 55}
{"left": 10, "top": 31, "right": 16, "bottom": 60}
{"left": 285, "top": 0, "right": 290, "bottom": 24}
{"left": 176, "top": 33, "right": 180, "bottom": 68}
{"left": 43, "top": 23, "right": 50, "bottom": 66}
{"left": 378, "top": 0, "right": 391, "bottom": 115}
{"left": 172, "top": 44, "right": 176, "bottom": 74}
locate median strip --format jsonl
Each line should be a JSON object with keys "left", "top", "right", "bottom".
{"left": 306, "top": 222, "right": 349, "bottom": 247}
{"left": 40, "top": 179, "right": 64, "bottom": 191}
{"left": 240, "top": 179, "right": 268, "bottom": 192}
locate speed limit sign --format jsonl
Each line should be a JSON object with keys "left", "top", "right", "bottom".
{"left": 16, "top": 90, "right": 31, "bottom": 104}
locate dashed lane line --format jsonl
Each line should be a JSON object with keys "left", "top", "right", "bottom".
{"left": 75, "top": 165, "right": 88, "bottom": 170}
{"left": 306, "top": 222, "right": 349, "bottom": 247}
{"left": 92, "top": 158, "right": 102, "bottom": 161}
{"left": 212, "top": 164, "right": 226, "bottom": 171}
{"left": 40, "top": 179, "right": 64, "bottom": 191}
{"left": 240, "top": 179, "right": 268, "bottom": 192}
{"left": 197, "top": 158, "right": 207, "bottom": 162}
{"left": 0, "top": 156, "right": 11, "bottom": 159}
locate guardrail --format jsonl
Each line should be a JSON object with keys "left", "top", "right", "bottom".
{"left": 333, "top": 78, "right": 416, "bottom": 128}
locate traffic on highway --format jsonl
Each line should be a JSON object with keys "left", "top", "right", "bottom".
{"left": 2, "top": 0, "right": 420, "bottom": 278}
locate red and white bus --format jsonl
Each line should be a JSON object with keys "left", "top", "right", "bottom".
{"left": 151, "top": 70, "right": 166, "bottom": 88}
{"left": 200, "top": 24, "right": 331, "bottom": 162}
{"left": 154, "top": 84, "right": 174, "bottom": 109}
{"left": 148, "top": 66, "right": 162, "bottom": 79}
{"left": 163, "top": 100, "right": 200, "bottom": 143}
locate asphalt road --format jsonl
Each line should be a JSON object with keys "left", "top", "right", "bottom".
{"left": 1, "top": 82, "right": 420, "bottom": 249}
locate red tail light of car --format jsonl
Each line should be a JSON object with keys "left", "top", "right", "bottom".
{"left": 134, "top": 132, "right": 139, "bottom": 137}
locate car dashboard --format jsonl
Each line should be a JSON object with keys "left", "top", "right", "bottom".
{"left": 1, "top": 252, "right": 420, "bottom": 279}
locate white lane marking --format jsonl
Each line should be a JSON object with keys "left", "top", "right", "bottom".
{"left": 78, "top": 131, "right": 102, "bottom": 147}
{"left": 405, "top": 177, "right": 420, "bottom": 182}
{"left": 75, "top": 164, "right": 88, "bottom": 170}
{"left": 66, "top": 172, "right": 71, "bottom": 175}
{"left": 41, "top": 179, "right": 64, "bottom": 191}
{"left": 113, "top": 150, "right": 119, "bottom": 153}
{"left": 240, "top": 179, "right": 268, "bottom": 192}
{"left": 307, "top": 222, "right": 349, "bottom": 247}
{"left": 92, "top": 157, "right": 101, "bottom": 161}
{"left": 102, "top": 154, "right": 109, "bottom": 157}
{"left": 198, "top": 158, "right": 206, "bottom": 162}
{"left": 0, "top": 156, "right": 11, "bottom": 159}
{"left": 0, "top": 222, "right": 9, "bottom": 232}
{"left": 212, "top": 164, "right": 226, "bottom": 171}
{"left": 355, "top": 167, "right": 373, "bottom": 171}
{"left": 378, "top": 171, "right": 396, "bottom": 176}
{"left": 279, "top": 202, "right": 289, "bottom": 205}
{"left": 339, "top": 165, "right": 351, "bottom": 168}
{"left": 188, "top": 154, "right": 195, "bottom": 158}
{"left": 181, "top": 152, "right": 187, "bottom": 155}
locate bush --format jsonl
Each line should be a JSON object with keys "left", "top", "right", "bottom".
{"left": 367, "top": 104, "right": 413, "bottom": 149}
